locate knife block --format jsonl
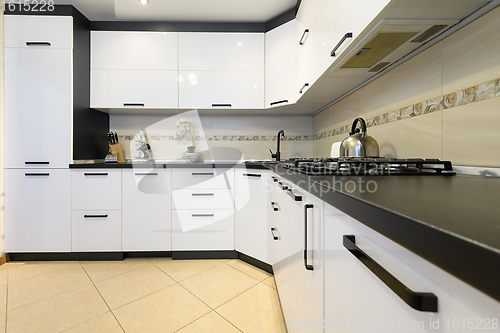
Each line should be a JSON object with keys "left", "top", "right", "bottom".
{"left": 109, "top": 143, "right": 125, "bottom": 163}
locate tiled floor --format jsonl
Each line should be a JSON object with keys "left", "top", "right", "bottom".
{"left": 0, "top": 258, "right": 287, "bottom": 333}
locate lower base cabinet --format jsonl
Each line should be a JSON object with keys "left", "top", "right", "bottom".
{"left": 72, "top": 211, "right": 122, "bottom": 252}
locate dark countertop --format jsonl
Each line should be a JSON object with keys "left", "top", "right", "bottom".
{"left": 69, "top": 161, "right": 272, "bottom": 169}
{"left": 272, "top": 165, "right": 500, "bottom": 302}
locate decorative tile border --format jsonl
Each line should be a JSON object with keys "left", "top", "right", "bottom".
{"left": 119, "top": 135, "right": 315, "bottom": 142}
{"left": 314, "top": 78, "right": 500, "bottom": 140}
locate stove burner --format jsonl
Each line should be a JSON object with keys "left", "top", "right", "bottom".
{"left": 282, "top": 157, "right": 455, "bottom": 176}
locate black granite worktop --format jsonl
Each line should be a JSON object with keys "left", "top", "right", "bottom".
{"left": 69, "top": 161, "right": 272, "bottom": 169}
{"left": 272, "top": 165, "right": 500, "bottom": 302}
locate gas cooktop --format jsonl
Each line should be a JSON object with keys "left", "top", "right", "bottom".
{"left": 282, "top": 157, "right": 455, "bottom": 176}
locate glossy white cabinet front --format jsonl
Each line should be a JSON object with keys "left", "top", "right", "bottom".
{"left": 90, "top": 70, "right": 178, "bottom": 109}
{"left": 91, "top": 31, "right": 178, "bottom": 70}
{"left": 72, "top": 211, "right": 122, "bottom": 252}
{"left": 178, "top": 70, "right": 264, "bottom": 109}
{"left": 4, "top": 15, "right": 73, "bottom": 48}
{"left": 72, "top": 169, "right": 122, "bottom": 210}
{"left": 179, "top": 32, "right": 264, "bottom": 71}
{"left": 122, "top": 169, "right": 172, "bottom": 251}
{"left": 4, "top": 48, "right": 72, "bottom": 168}
{"left": 172, "top": 169, "right": 234, "bottom": 189}
{"left": 4, "top": 169, "right": 71, "bottom": 252}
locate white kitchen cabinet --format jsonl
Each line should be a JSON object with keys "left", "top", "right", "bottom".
{"left": 72, "top": 211, "right": 122, "bottom": 252}
{"left": 296, "top": 38, "right": 316, "bottom": 97}
{"left": 4, "top": 15, "right": 73, "bottom": 49}
{"left": 171, "top": 210, "right": 234, "bottom": 251}
{"left": 178, "top": 70, "right": 264, "bottom": 109}
{"left": 179, "top": 32, "right": 264, "bottom": 71}
{"left": 122, "top": 169, "right": 172, "bottom": 251}
{"left": 72, "top": 169, "right": 122, "bottom": 210}
{"left": 314, "top": 0, "right": 390, "bottom": 78}
{"left": 4, "top": 169, "right": 71, "bottom": 252}
{"left": 172, "top": 188, "right": 234, "bottom": 210}
{"left": 324, "top": 203, "right": 500, "bottom": 333}
{"left": 4, "top": 47, "right": 72, "bottom": 168}
{"left": 91, "top": 31, "right": 178, "bottom": 70}
{"left": 91, "top": 70, "right": 179, "bottom": 109}
{"left": 234, "top": 169, "right": 273, "bottom": 264}
{"left": 171, "top": 169, "right": 234, "bottom": 189}
{"left": 265, "top": 20, "right": 298, "bottom": 108}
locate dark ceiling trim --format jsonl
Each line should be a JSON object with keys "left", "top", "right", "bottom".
{"left": 90, "top": 21, "right": 266, "bottom": 33}
{"left": 265, "top": 8, "right": 295, "bottom": 32}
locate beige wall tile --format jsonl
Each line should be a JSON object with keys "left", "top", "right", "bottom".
{"left": 313, "top": 109, "right": 332, "bottom": 136}
{"left": 211, "top": 116, "right": 262, "bottom": 136}
{"left": 367, "top": 112, "right": 443, "bottom": 159}
{"left": 443, "top": 6, "right": 500, "bottom": 95}
{"left": 313, "top": 136, "right": 344, "bottom": 158}
{"left": 211, "top": 140, "right": 262, "bottom": 161}
{"left": 279, "top": 141, "right": 314, "bottom": 159}
{"left": 262, "top": 116, "right": 313, "bottom": 136}
{"left": 443, "top": 98, "right": 500, "bottom": 167}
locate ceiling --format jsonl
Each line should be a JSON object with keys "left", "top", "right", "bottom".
{"left": 60, "top": 0, "right": 297, "bottom": 22}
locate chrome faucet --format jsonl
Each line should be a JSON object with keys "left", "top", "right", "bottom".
{"left": 269, "top": 130, "right": 285, "bottom": 162}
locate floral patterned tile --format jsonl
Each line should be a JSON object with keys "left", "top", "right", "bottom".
{"left": 496, "top": 79, "right": 500, "bottom": 97}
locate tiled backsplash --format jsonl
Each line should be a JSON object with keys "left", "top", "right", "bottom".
{"left": 313, "top": 5, "right": 500, "bottom": 168}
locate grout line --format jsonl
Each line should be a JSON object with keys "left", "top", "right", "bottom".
{"left": 84, "top": 260, "right": 152, "bottom": 284}
{"left": 78, "top": 261, "right": 126, "bottom": 333}
{"left": 4, "top": 265, "right": 10, "bottom": 332}
{"left": 151, "top": 259, "right": 224, "bottom": 284}
{"left": 221, "top": 260, "right": 271, "bottom": 282}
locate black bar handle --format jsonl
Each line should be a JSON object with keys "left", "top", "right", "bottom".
{"left": 331, "top": 32, "right": 353, "bottom": 57}
{"left": 84, "top": 215, "right": 108, "bottom": 218}
{"left": 304, "top": 204, "right": 314, "bottom": 271}
{"left": 271, "top": 176, "right": 279, "bottom": 182}
{"left": 270, "top": 100, "right": 288, "bottom": 106}
{"left": 25, "top": 161, "right": 49, "bottom": 165}
{"left": 84, "top": 173, "right": 108, "bottom": 176}
{"left": 278, "top": 182, "right": 288, "bottom": 190}
{"left": 271, "top": 228, "right": 279, "bottom": 240}
{"left": 192, "top": 213, "right": 215, "bottom": 217}
{"left": 192, "top": 193, "right": 215, "bottom": 196}
{"left": 123, "top": 103, "right": 145, "bottom": 107}
{"left": 299, "top": 83, "right": 309, "bottom": 94}
{"left": 287, "top": 188, "right": 302, "bottom": 201}
{"left": 135, "top": 173, "right": 159, "bottom": 176}
{"left": 243, "top": 173, "right": 261, "bottom": 178}
{"left": 299, "top": 29, "right": 310, "bottom": 45}
{"left": 25, "top": 173, "right": 50, "bottom": 177}
{"left": 212, "top": 104, "right": 232, "bottom": 107}
{"left": 271, "top": 201, "right": 279, "bottom": 212}
{"left": 192, "top": 172, "right": 215, "bottom": 176}
{"left": 343, "top": 235, "right": 438, "bottom": 312}
{"left": 26, "top": 42, "right": 51, "bottom": 46}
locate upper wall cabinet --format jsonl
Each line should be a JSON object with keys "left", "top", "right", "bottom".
{"left": 179, "top": 33, "right": 264, "bottom": 71}
{"left": 91, "top": 31, "right": 178, "bottom": 70}
{"left": 4, "top": 15, "right": 73, "bottom": 49}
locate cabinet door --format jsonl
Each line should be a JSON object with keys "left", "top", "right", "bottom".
{"left": 5, "top": 169, "right": 71, "bottom": 252}
{"left": 91, "top": 70, "right": 179, "bottom": 108}
{"left": 314, "top": 0, "right": 391, "bottom": 78}
{"left": 72, "top": 211, "right": 122, "bottom": 252}
{"left": 4, "top": 15, "right": 73, "bottom": 49}
{"left": 91, "top": 31, "right": 178, "bottom": 70}
{"left": 4, "top": 48, "right": 72, "bottom": 168}
{"left": 172, "top": 188, "right": 234, "bottom": 210}
{"left": 265, "top": 20, "right": 298, "bottom": 108}
{"left": 122, "top": 169, "right": 172, "bottom": 251}
{"left": 296, "top": 38, "right": 316, "bottom": 98}
{"left": 172, "top": 210, "right": 234, "bottom": 251}
{"left": 172, "top": 169, "right": 234, "bottom": 189}
{"left": 234, "top": 169, "right": 272, "bottom": 264}
{"left": 287, "top": 185, "right": 324, "bottom": 333}
{"left": 179, "top": 32, "right": 264, "bottom": 71}
{"left": 178, "top": 70, "right": 264, "bottom": 109}
{"left": 72, "top": 169, "right": 122, "bottom": 210}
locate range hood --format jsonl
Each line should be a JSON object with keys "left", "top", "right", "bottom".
{"left": 338, "top": 19, "right": 459, "bottom": 74}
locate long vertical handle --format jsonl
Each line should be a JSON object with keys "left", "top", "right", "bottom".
{"left": 304, "top": 204, "right": 314, "bottom": 271}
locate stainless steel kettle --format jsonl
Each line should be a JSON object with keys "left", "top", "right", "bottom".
{"left": 340, "top": 118, "right": 379, "bottom": 157}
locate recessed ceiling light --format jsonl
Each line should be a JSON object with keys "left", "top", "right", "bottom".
{"left": 140, "top": 0, "right": 149, "bottom": 4}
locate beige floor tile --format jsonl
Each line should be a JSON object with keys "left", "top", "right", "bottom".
{"left": 61, "top": 312, "right": 123, "bottom": 333}
{"left": 0, "top": 265, "right": 8, "bottom": 286}
{"left": 180, "top": 264, "right": 259, "bottom": 309}
{"left": 80, "top": 258, "right": 150, "bottom": 282}
{"left": 95, "top": 264, "right": 176, "bottom": 309}
{"left": 0, "top": 313, "right": 5, "bottom": 333}
{"left": 6, "top": 285, "right": 109, "bottom": 333}
{"left": 0, "top": 284, "right": 7, "bottom": 315}
{"left": 261, "top": 276, "right": 277, "bottom": 289}
{"left": 177, "top": 311, "right": 241, "bottom": 333}
{"left": 7, "top": 261, "right": 79, "bottom": 283}
{"left": 150, "top": 258, "right": 222, "bottom": 282}
{"left": 7, "top": 264, "right": 92, "bottom": 311}
{"left": 224, "top": 260, "right": 271, "bottom": 281}
{"left": 217, "top": 283, "right": 287, "bottom": 333}
{"left": 113, "top": 284, "right": 211, "bottom": 333}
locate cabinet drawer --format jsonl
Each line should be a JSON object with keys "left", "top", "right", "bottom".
{"left": 172, "top": 169, "right": 234, "bottom": 189}
{"left": 4, "top": 15, "right": 73, "bottom": 49}
{"left": 172, "top": 189, "right": 234, "bottom": 210}
{"left": 72, "top": 169, "right": 121, "bottom": 210}
{"left": 72, "top": 211, "right": 121, "bottom": 252}
{"left": 172, "top": 210, "right": 234, "bottom": 251}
